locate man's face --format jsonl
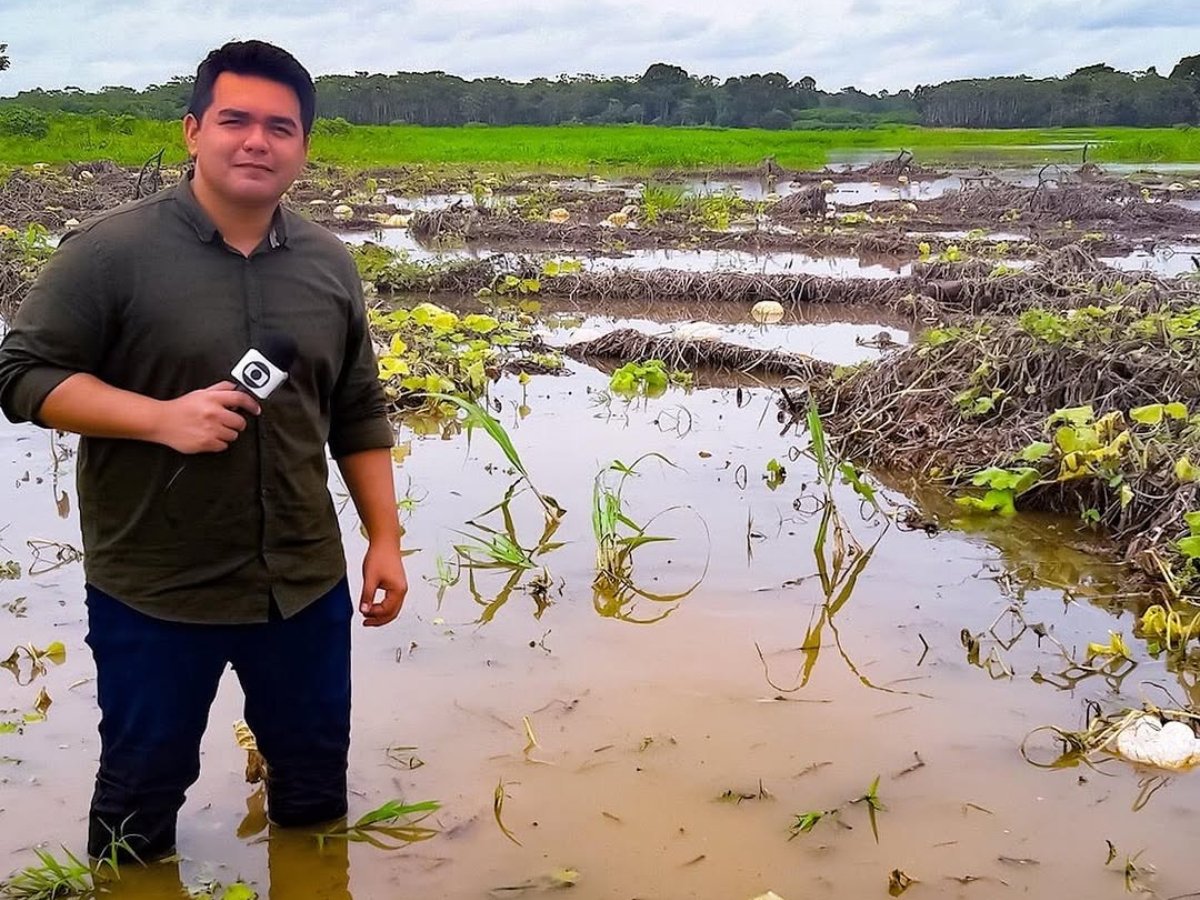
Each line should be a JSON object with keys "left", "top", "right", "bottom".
{"left": 184, "top": 71, "right": 309, "bottom": 209}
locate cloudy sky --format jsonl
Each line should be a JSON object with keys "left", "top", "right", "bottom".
{"left": 2, "top": 0, "right": 1199, "bottom": 96}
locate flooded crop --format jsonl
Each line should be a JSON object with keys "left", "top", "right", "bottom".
{"left": 4, "top": 158, "right": 1200, "bottom": 899}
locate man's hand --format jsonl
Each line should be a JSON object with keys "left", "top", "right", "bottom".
{"left": 154, "top": 381, "right": 261, "bottom": 454}
{"left": 359, "top": 542, "right": 407, "bottom": 627}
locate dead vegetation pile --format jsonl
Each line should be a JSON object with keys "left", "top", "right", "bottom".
{"left": 861, "top": 149, "right": 942, "bottom": 179}
{"left": 424, "top": 247, "right": 1172, "bottom": 326}
{"left": 409, "top": 204, "right": 1051, "bottom": 259}
{"left": 0, "top": 247, "right": 31, "bottom": 320}
{"left": 0, "top": 163, "right": 161, "bottom": 230}
{"left": 513, "top": 266, "right": 921, "bottom": 309}
{"left": 786, "top": 274, "right": 1200, "bottom": 595}
{"left": 769, "top": 184, "right": 828, "bottom": 222}
{"left": 913, "top": 181, "right": 1200, "bottom": 233}
{"left": 565, "top": 328, "right": 833, "bottom": 381}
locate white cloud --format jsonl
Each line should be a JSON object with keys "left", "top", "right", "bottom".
{"left": 1, "top": 0, "right": 1199, "bottom": 96}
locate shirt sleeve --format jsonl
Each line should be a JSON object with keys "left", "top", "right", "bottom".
{"left": 327, "top": 262, "right": 393, "bottom": 459}
{"left": 0, "top": 230, "right": 112, "bottom": 426}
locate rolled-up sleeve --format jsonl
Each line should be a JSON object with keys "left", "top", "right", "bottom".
{"left": 0, "top": 230, "right": 111, "bottom": 425}
{"left": 327, "top": 271, "right": 393, "bottom": 459}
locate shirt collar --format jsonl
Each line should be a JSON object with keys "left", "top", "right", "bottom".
{"left": 175, "top": 173, "right": 289, "bottom": 250}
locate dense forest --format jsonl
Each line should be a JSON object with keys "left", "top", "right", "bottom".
{"left": 2, "top": 48, "right": 1200, "bottom": 131}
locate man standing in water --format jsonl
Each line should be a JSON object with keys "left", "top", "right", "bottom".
{"left": 0, "top": 40, "right": 407, "bottom": 861}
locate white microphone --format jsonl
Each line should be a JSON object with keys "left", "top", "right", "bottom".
{"left": 230, "top": 333, "right": 297, "bottom": 400}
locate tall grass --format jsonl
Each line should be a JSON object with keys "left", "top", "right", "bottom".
{"left": 4, "top": 114, "right": 1200, "bottom": 170}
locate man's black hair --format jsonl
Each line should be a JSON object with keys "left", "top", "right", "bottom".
{"left": 187, "top": 40, "right": 315, "bottom": 135}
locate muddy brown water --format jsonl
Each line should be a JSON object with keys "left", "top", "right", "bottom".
{"left": 3, "top": 312, "right": 1200, "bottom": 896}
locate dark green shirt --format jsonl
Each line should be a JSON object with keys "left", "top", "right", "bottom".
{"left": 0, "top": 177, "right": 393, "bottom": 624}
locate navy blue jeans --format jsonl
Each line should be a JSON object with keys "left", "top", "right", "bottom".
{"left": 84, "top": 579, "right": 352, "bottom": 860}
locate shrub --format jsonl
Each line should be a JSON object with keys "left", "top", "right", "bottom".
{"left": 312, "top": 116, "right": 352, "bottom": 137}
{"left": 0, "top": 105, "right": 50, "bottom": 139}
{"left": 760, "top": 109, "right": 794, "bottom": 131}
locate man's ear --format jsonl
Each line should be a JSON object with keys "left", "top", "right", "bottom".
{"left": 183, "top": 112, "right": 200, "bottom": 156}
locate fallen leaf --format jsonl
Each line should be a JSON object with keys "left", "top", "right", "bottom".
{"left": 889, "top": 869, "right": 917, "bottom": 896}
{"left": 33, "top": 686, "right": 52, "bottom": 716}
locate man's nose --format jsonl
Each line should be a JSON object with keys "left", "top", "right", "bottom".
{"left": 242, "top": 125, "right": 270, "bottom": 152}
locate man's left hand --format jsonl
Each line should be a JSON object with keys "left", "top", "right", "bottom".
{"left": 359, "top": 543, "right": 408, "bottom": 627}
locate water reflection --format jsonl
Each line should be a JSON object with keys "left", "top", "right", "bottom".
{"left": 97, "top": 824, "right": 351, "bottom": 899}
{"left": 1101, "top": 243, "right": 1200, "bottom": 277}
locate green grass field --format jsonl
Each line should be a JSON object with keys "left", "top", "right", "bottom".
{"left": 3, "top": 115, "right": 1200, "bottom": 172}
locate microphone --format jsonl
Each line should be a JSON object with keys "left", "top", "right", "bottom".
{"left": 162, "top": 332, "right": 298, "bottom": 494}
{"left": 231, "top": 332, "right": 298, "bottom": 400}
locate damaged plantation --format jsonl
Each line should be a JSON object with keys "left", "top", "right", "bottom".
{"left": 5, "top": 154, "right": 1200, "bottom": 899}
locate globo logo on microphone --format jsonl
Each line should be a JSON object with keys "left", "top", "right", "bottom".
{"left": 232, "top": 349, "right": 289, "bottom": 400}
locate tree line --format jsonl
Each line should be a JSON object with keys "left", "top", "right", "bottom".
{"left": 3, "top": 53, "right": 1200, "bottom": 130}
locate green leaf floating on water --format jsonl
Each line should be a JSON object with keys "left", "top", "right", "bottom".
{"left": 970, "top": 466, "right": 1039, "bottom": 494}
{"left": 956, "top": 489, "right": 1017, "bottom": 516}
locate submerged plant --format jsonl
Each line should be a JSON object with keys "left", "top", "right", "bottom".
{"left": 0, "top": 833, "right": 135, "bottom": 900}
{"left": 758, "top": 401, "right": 900, "bottom": 695}
{"left": 788, "top": 776, "right": 885, "bottom": 843}
{"left": 316, "top": 799, "right": 440, "bottom": 850}
{"left": 425, "top": 394, "right": 564, "bottom": 520}
{"left": 591, "top": 454, "right": 708, "bottom": 623}
{"left": 451, "top": 480, "right": 564, "bottom": 623}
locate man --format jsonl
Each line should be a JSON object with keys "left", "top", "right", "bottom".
{"left": 0, "top": 40, "right": 407, "bottom": 861}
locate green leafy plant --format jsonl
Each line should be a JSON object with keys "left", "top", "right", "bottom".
{"left": 788, "top": 809, "right": 828, "bottom": 837}
{"left": 687, "top": 190, "right": 748, "bottom": 231}
{"left": 954, "top": 466, "right": 1040, "bottom": 517}
{"left": 593, "top": 454, "right": 677, "bottom": 585}
{"left": 609, "top": 359, "right": 692, "bottom": 399}
{"left": 639, "top": 183, "right": 686, "bottom": 224}
{"left": 372, "top": 301, "right": 560, "bottom": 408}
{"left": 954, "top": 385, "right": 1005, "bottom": 417}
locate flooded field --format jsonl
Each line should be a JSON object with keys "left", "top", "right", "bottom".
{"left": 4, "top": 162, "right": 1200, "bottom": 900}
